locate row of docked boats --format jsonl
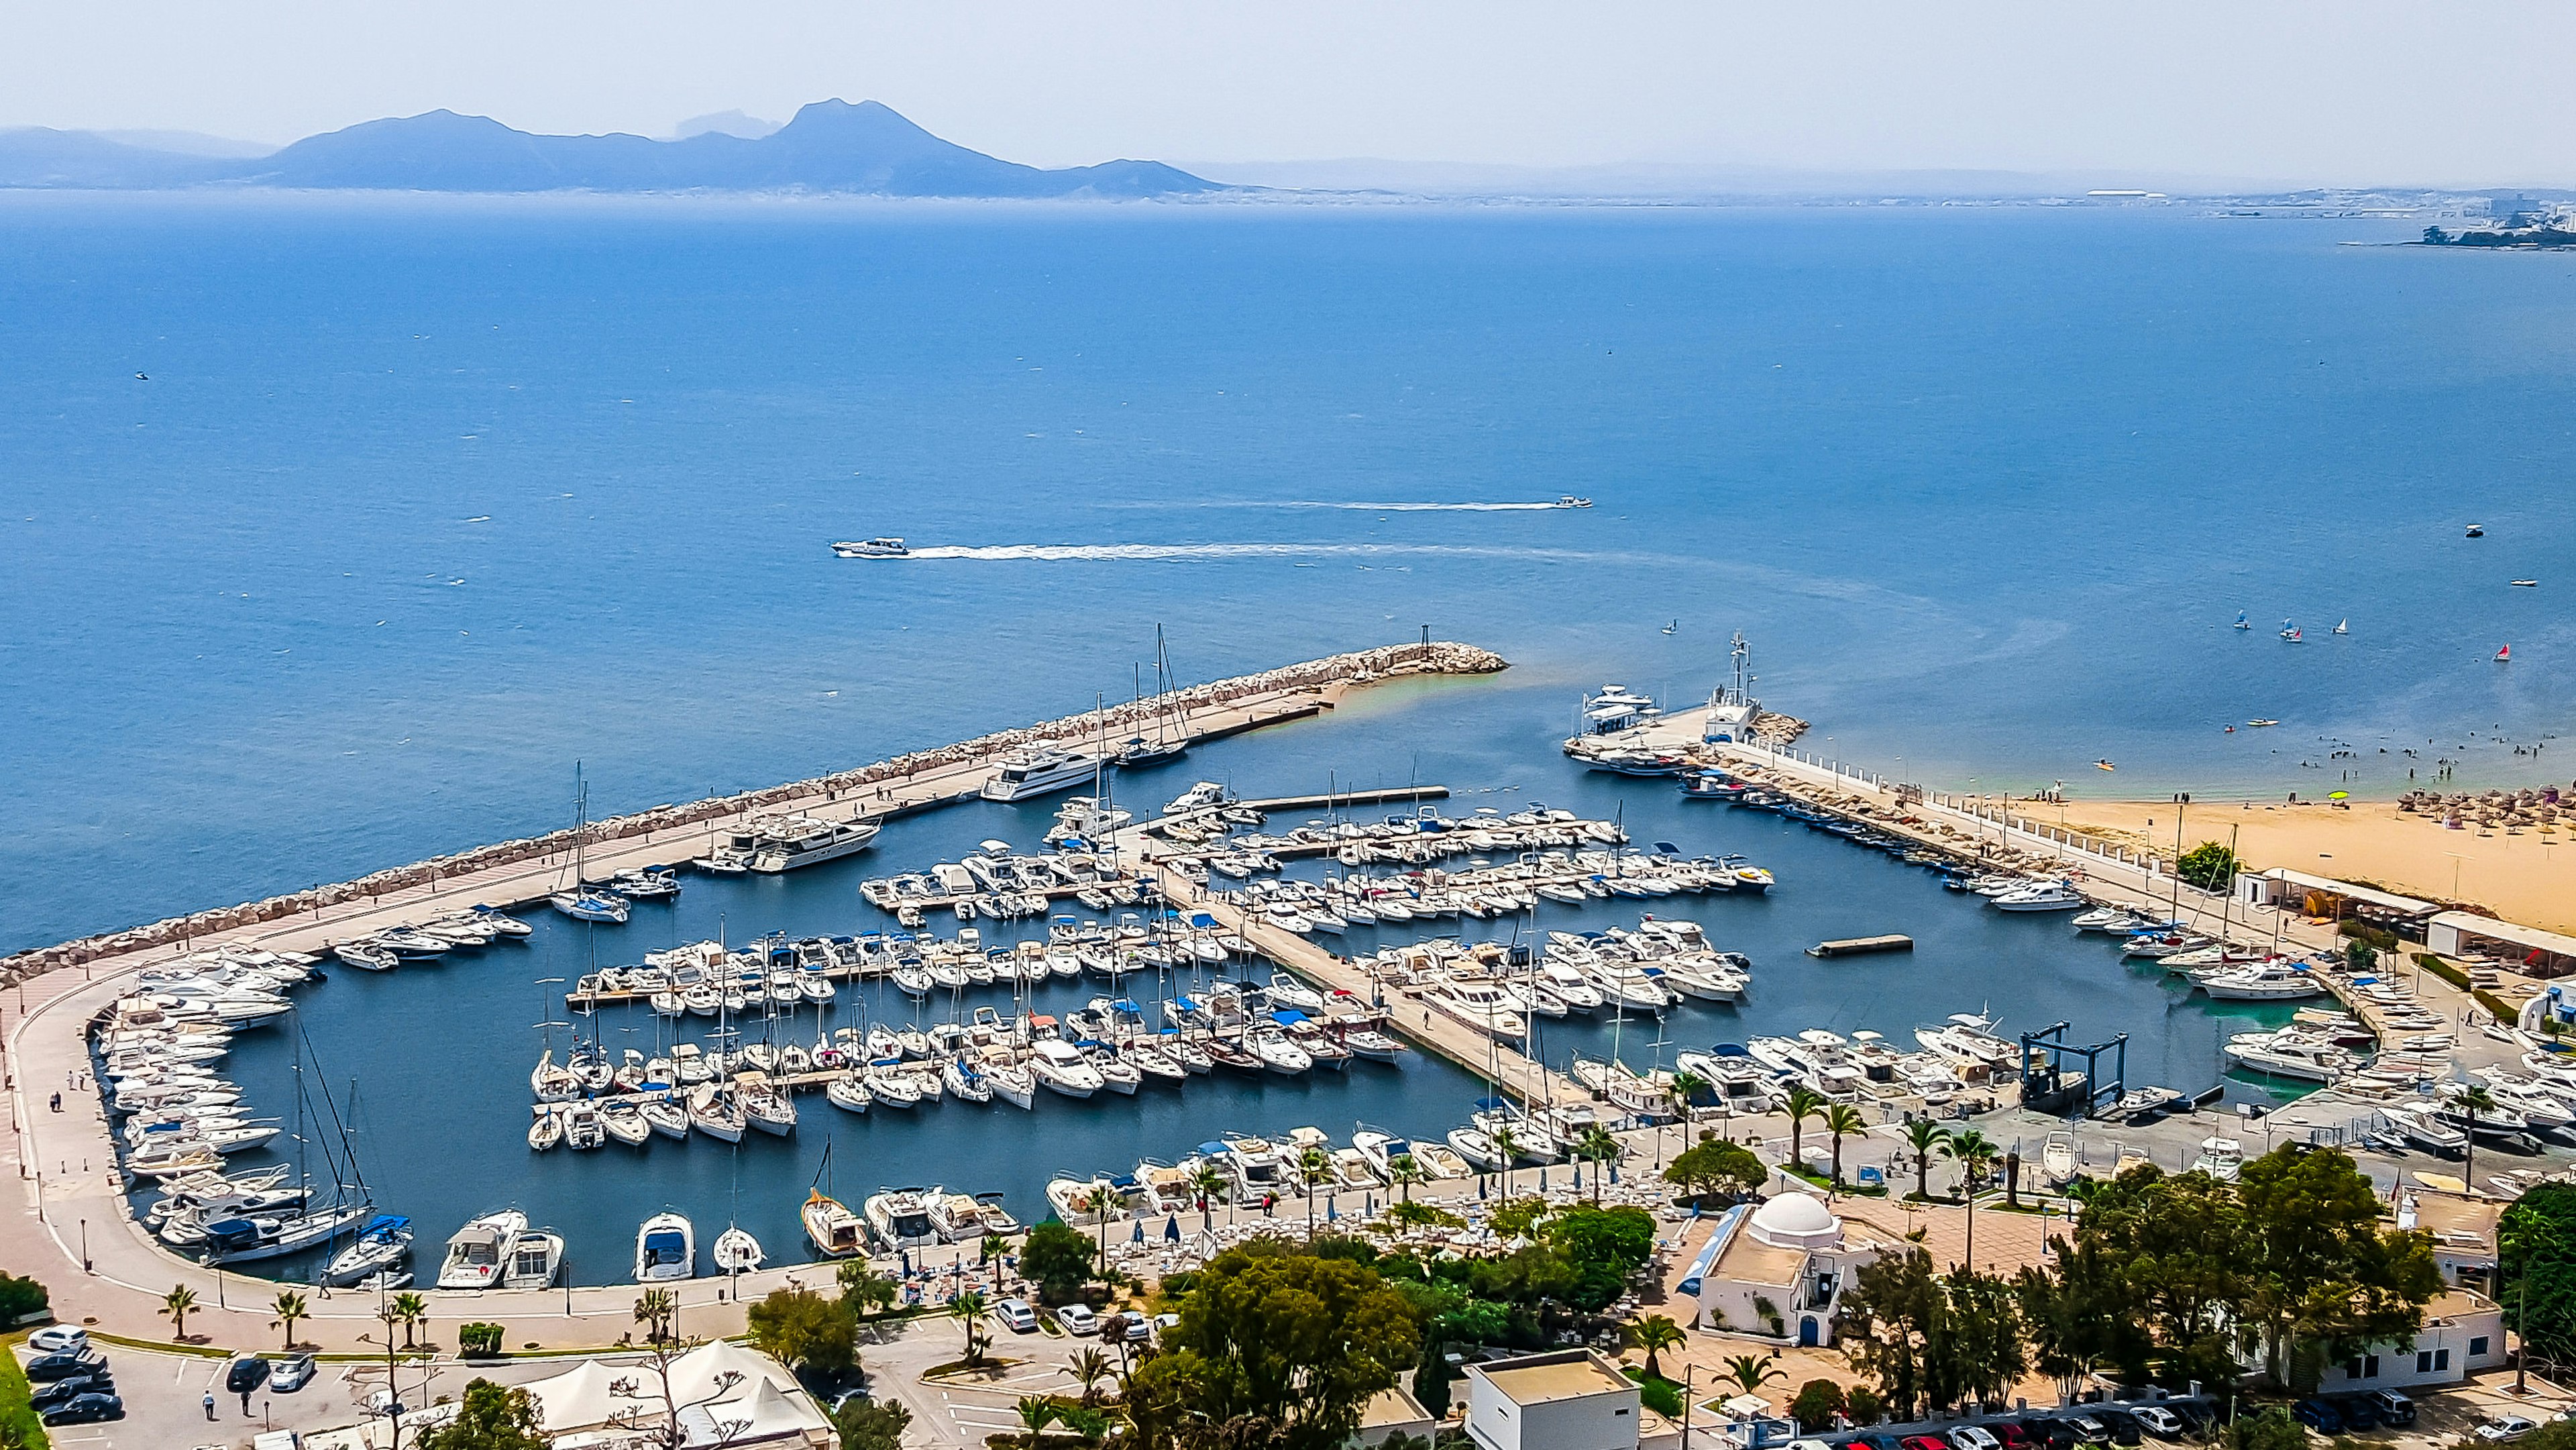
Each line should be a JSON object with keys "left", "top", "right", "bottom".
{"left": 330, "top": 905, "right": 530, "bottom": 972}
{"left": 1205, "top": 848, "right": 1771, "bottom": 934}
{"left": 1041, "top": 1125, "right": 1482, "bottom": 1228}
{"left": 1356, "top": 918, "right": 1753, "bottom": 1038}
{"left": 1178, "top": 804, "right": 1631, "bottom": 870}
{"left": 861, "top": 845, "right": 1137, "bottom": 927}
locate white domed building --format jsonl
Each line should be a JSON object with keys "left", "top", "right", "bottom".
{"left": 1677, "top": 1191, "right": 1884, "bottom": 1348}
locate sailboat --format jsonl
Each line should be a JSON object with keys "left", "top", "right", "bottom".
{"left": 550, "top": 768, "right": 631, "bottom": 924}
{"left": 2233, "top": 611, "right": 2250, "bottom": 630}
{"left": 712, "top": 1225, "right": 763, "bottom": 1274}
{"left": 2278, "top": 621, "right": 2302, "bottom": 642}
{"left": 1117, "top": 626, "right": 1188, "bottom": 767}
{"left": 2332, "top": 619, "right": 2349, "bottom": 635}
{"left": 2497, "top": 643, "right": 2513, "bottom": 663}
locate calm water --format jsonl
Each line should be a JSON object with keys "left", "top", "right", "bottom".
{"left": 7, "top": 194, "right": 2569, "bottom": 1277}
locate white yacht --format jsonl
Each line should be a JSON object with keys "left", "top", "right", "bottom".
{"left": 1992, "top": 882, "right": 2086, "bottom": 912}
{"left": 831, "top": 537, "right": 910, "bottom": 558}
{"left": 501, "top": 1228, "right": 565, "bottom": 1290}
{"left": 979, "top": 748, "right": 1097, "bottom": 802}
{"left": 437, "top": 1208, "right": 528, "bottom": 1290}
{"left": 803, "top": 1190, "right": 867, "bottom": 1257}
{"left": 319, "top": 1214, "right": 414, "bottom": 1288}
{"left": 1029, "top": 1039, "right": 1106, "bottom": 1098}
{"left": 745, "top": 815, "right": 881, "bottom": 873}
{"left": 2222, "top": 1029, "right": 2351, "bottom": 1082}
{"left": 634, "top": 1211, "right": 694, "bottom": 1282}
{"left": 2190, "top": 1137, "right": 2244, "bottom": 1182}
{"left": 1424, "top": 980, "right": 1527, "bottom": 1040}
{"left": 863, "top": 1188, "right": 941, "bottom": 1249}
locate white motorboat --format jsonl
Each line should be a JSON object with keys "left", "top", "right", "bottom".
{"left": 437, "top": 1208, "right": 528, "bottom": 1290}
{"left": 563, "top": 1104, "right": 606, "bottom": 1149}
{"left": 712, "top": 1225, "right": 764, "bottom": 1274}
{"left": 2194, "top": 964, "right": 2323, "bottom": 1001}
{"left": 1029, "top": 1040, "right": 1105, "bottom": 1098}
{"left": 2041, "top": 1133, "right": 2076, "bottom": 1186}
{"left": 746, "top": 815, "right": 881, "bottom": 873}
{"left": 979, "top": 748, "right": 1096, "bottom": 802}
{"left": 1444, "top": 1126, "right": 1505, "bottom": 1172}
{"left": 2190, "top": 1137, "right": 2243, "bottom": 1182}
{"left": 1423, "top": 981, "right": 1527, "bottom": 1040}
{"left": 831, "top": 536, "right": 910, "bottom": 558}
{"left": 1165, "top": 781, "right": 1235, "bottom": 815}
{"left": 986, "top": 1059, "right": 1038, "bottom": 1108}
{"left": 502, "top": 1228, "right": 565, "bottom": 1289}
{"left": 1247, "top": 1030, "right": 1312, "bottom": 1075}
{"left": 2222, "top": 1029, "right": 2351, "bottom": 1082}
{"left": 634, "top": 1211, "right": 694, "bottom": 1282}
{"left": 804, "top": 1190, "right": 867, "bottom": 1257}
{"left": 863, "top": 1188, "right": 941, "bottom": 1249}
{"left": 641, "top": 1096, "right": 692, "bottom": 1139}
{"left": 1993, "top": 882, "right": 2086, "bottom": 912}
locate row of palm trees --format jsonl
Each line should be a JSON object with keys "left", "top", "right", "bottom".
{"left": 165, "top": 1283, "right": 432, "bottom": 1351}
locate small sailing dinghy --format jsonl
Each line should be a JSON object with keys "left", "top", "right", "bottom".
{"left": 712, "top": 1225, "right": 763, "bottom": 1274}
{"left": 2497, "top": 643, "right": 2513, "bottom": 662}
{"left": 2332, "top": 618, "right": 2348, "bottom": 634}
{"left": 2233, "top": 610, "right": 2250, "bottom": 629}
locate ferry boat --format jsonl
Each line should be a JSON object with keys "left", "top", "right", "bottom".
{"left": 745, "top": 815, "right": 881, "bottom": 873}
{"left": 634, "top": 1210, "right": 694, "bottom": 1282}
{"left": 979, "top": 747, "right": 1097, "bottom": 802}
{"left": 830, "top": 537, "right": 910, "bottom": 558}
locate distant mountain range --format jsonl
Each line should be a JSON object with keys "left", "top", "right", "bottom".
{"left": 0, "top": 99, "right": 1224, "bottom": 198}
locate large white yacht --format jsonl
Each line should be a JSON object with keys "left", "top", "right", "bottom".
{"left": 735, "top": 815, "right": 881, "bottom": 873}
{"left": 979, "top": 747, "right": 1097, "bottom": 802}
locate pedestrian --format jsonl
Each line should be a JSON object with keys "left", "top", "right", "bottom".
{"left": 242, "top": 1388, "right": 254, "bottom": 1414}
{"left": 48, "top": 1092, "right": 60, "bottom": 1112}
{"left": 204, "top": 1390, "right": 217, "bottom": 1420}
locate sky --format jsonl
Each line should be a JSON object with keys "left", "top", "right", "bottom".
{"left": 5, "top": 1, "right": 2572, "bottom": 187}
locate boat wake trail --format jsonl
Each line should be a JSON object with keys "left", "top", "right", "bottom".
{"left": 1285, "top": 500, "right": 1571, "bottom": 512}
{"left": 888, "top": 542, "right": 1603, "bottom": 563}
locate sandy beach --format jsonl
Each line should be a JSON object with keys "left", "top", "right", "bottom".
{"left": 2031, "top": 796, "right": 2576, "bottom": 933}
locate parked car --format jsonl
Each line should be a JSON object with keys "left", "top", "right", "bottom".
{"left": 2362, "top": 1391, "right": 2415, "bottom": 1427}
{"left": 1055, "top": 1304, "right": 1099, "bottom": 1336}
{"left": 226, "top": 1355, "right": 272, "bottom": 1394}
{"left": 25, "top": 1326, "right": 88, "bottom": 1355}
{"left": 2092, "top": 1408, "right": 2145, "bottom": 1445}
{"left": 2332, "top": 1396, "right": 2381, "bottom": 1431}
{"left": 40, "top": 1392, "right": 123, "bottom": 1427}
{"left": 2163, "top": 1404, "right": 2214, "bottom": 1435}
{"left": 30, "top": 1374, "right": 113, "bottom": 1412}
{"left": 2009, "top": 1420, "right": 2077, "bottom": 1450}
{"left": 2476, "top": 1416, "right": 2537, "bottom": 1443}
{"left": 996, "top": 1298, "right": 1040, "bottom": 1333}
{"left": 2292, "top": 1400, "right": 2343, "bottom": 1434}
{"left": 25, "top": 1349, "right": 107, "bottom": 1382}
{"left": 1993, "top": 1423, "right": 2035, "bottom": 1450}
{"left": 1900, "top": 1435, "right": 1951, "bottom": 1450}
{"left": 1954, "top": 1427, "right": 2003, "bottom": 1450}
{"left": 2129, "top": 1406, "right": 2184, "bottom": 1439}
{"left": 2067, "top": 1414, "right": 2111, "bottom": 1442}
{"left": 270, "top": 1353, "right": 319, "bottom": 1393}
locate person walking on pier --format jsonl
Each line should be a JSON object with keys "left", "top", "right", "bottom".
{"left": 203, "top": 1390, "right": 217, "bottom": 1420}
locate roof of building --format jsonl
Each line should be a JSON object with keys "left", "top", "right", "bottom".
{"left": 1362, "top": 1385, "right": 1436, "bottom": 1431}
{"left": 2261, "top": 868, "right": 2438, "bottom": 917}
{"left": 2432, "top": 911, "right": 2576, "bottom": 957}
{"left": 1472, "top": 1350, "right": 1640, "bottom": 1406}
{"left": 2428, "top": 1286, "right": 2500, "bottom": 1322}
{"left": 1711, "top": 1227, "right": 1809, "bottom": 1288}
{"left": 2408, "top": 1190, "right": 2502, "bottom": 1255}
{"left": 1748, "top": 1192, "right": 1841, "bottom": 1247}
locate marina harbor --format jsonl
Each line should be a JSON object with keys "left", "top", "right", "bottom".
{"left": 8, "top": 643, "right": 2575, "bottom": 1361}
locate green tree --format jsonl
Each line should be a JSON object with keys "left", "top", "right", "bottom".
{"left": 1823, "top": 1103, "right": 1868, "bottom": 1189}
{"left": 1068, "top": 1345, "right": 1114, "bottom": 1406}
{"left": 1944, "top": 1268, "right": 2028, "bottom": 1405}
{"left": 830, "top": 1396, "right": 912, "bottom": 1450}
{"left": 1783, "top": 1086, "right": 1825, "bottom": 1172}
{"left": 1014, "top": 1395, "right": 1059, "bottom": 1449}
{"left": 2458, "top": 1084, "right": 2499, "bottom": 1201}
{"left": 633, "top": 1287, "right": 678, "bottom": 1343}
{"left": 162, "top": 1283, "right": 198, "bottom": 1341}
{"left": 1789, "top": 1378, "right": 1847, "bottom": 1433}
{"left": 1489, "top": 1126, "right": 1522, "bottom": 1198}
{"left": 837, "top": 1259, "right": 898, "bottom": 1314}
{"left": 1140, "top": 1240, "right": 1422, "bottom": 1450}
{"left": 2502, "top": 1182, "right": 2576, "bottom": 1380}
{"left": 1388, "top": 1153, "right": 1426, "bottom": 1203}
{"left": 273, "top": 1288, "right": 309, "bottom": 1349}
{"left": 417, "top": 1378, "right": 549, "bottom": 1450}
{"left": 953, "top": 1290, "right": 994, "bottom": 1365}
{"left": 1627, "top": 1313, "right": 1685, "bottom": 1380}
{"left": 1902, "top": 1119, "right": 1951, "bottom": 1201}
{"left": 2178, "top": 841, "right": 2239, "bottom": 892}
{"left": 1665, "top": 1132, "right": 1766, "bottom": 1203}
{"left": 1845, "top": 1384, "right": 1884, "bottom": 1426}
{"left": 2236, "top": 1144, "right": 2442, "bottom": 1391}
{"left": 1022, "top": 1220, "right": 1097, "bottom": 1306}
{"left": 0, "top": 1275, "right": 45, "bottom": 1327}
{"left": 1836, "top": 1246, "right": 1941, "bottom": 1418}
{"left": 392, "top": 1290, "right": 429, "bottom": 1349}
{"left": 1720, "top": 1353, "right": 1786, "bottom": 1397}
{"left": 983, "top": 1232, "right": 1014, "bottom": 1293}
{"left": 1298, "top": 1147, "right": 1332, "bottom": 1241}
{"left": 1576, "top": 1125, "right": 1621, "bottom": 1204}
{"left": 747, "top": 1286, "right": 857, "bottom": 1376}
{"left": 1192, "top": 1163, "right": 1232, "bottom": 1230}
{"left": 2345, "top": 940, "right": 2380, "bottom": 974}
{"left": 1943, "top": 1129, "right": 2000, "bottom": 1268}
{"left": 2229, "top": 1406, "right": 2306, "bottom": 1450}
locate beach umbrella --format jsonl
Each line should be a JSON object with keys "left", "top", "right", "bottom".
{"left": 1165, "top": 1215, "right": 1181, "bottom": 1241}
{"left": 2328, "top": 791, "right": 2350, "bottom": 800}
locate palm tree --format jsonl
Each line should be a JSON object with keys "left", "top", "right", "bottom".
{"left": 953, "top": 1290, "right": 992, "bottom": 1365}
{"left": 162, "top": 1284, "right": 198, "bottom": 1341}
{"left": 1068, "top": 1345, "right": 1114, "bottom": 1406}
{"left": 1666, "top": 1070, "right": 1708, "bottom": 1164}
{"left": 983, "top": 1231, "right": 1013, "bottom": 1293}
{"left": 1015, "top": 1394, "right": 1059, "bottom": 1449}
{"left": 1190, "top": 1163, "right": 1229, "bottom": 1231}
{"left": 1629, "top": 1312, "right": 1686, "bottom": 1380}
{"left": 1720, "top": 1352, "right": 1787, "bottom": 1397}
{"left": 1783, "top": 1086, "right": 1825, "bottom": 1174}
{"left": 2459, "top": 1084, "right": 2498, "bottom": 1194}
{"left": 1073, "top": 1187, "right": 1111, "bottom": 1271}
{"left": 1490, "top": 1126, "right": 1521, "bottom": 1198}
{"left": 1577, "top": 1125, "right": 1621, "bottom": 1204}
{"left": 1299, "top": 1146, "right": 1332, "bottom": 1239}
{"left": 272, "top": 1288, "right": 309, "bottom": 1350}
{"left": 1943, "top": 1128, "right": 2000, "bottom": 1271}
{"left": 1389, "top": 1152, "right": 1426, "bottom": 1203}
{"left": 1902, "top": 1119, "right": 1952, "bottom": 1201}
{"left": 1823, "top": 1103, "right": 1868, "bottom": 1190}
{"left": 391, "top": 1290, "right": 427, "bottom": 1349}
{"left": 634, "top": 1286, "right": 678, "bottom": 1343}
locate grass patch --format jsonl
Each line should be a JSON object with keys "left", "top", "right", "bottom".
{"left": 1782, "top": 1166, "right": 1888, "bottom": 1197}
{"left": 0, "top": 1337, "right": 48, "bottom": 1449}
{"left": 1623, "top": 1365, "right": 1685, "bottom": 1418}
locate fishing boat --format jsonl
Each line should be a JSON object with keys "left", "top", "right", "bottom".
{"left": 319, "top": 1214, "right": 413, "bottom": 1288}
{"left": 634, "top": 1211, "right": 694, "bottom": 1282}
{"left": 712, "top": 1226, "right": 763, "bottom": 1274}
{"left": 830, "top": 537, "right": 910, "bottom": 558}
{"left": 802, "top": 1190, "right": 867, "bottom": 1258}
{"left": 527, "top": 1108, "right": 563, "bottom": 1152}
{"left": 501, "top": 1228, "right": 565, "bottom": 1290}
{"left": 437, "top": 1208, "right": 528, "bottom": 1290}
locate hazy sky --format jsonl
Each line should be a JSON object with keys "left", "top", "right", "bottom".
{"left": 7, "top": 1, "right": 2571, "bottom": 185}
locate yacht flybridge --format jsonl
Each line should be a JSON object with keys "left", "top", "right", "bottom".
{"left": 979, "top": 747, "right": 1097, "bottom": 802}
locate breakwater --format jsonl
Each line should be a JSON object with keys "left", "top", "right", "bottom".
{"left": 1, "top": 641, "right": 1505, "bottom": 982}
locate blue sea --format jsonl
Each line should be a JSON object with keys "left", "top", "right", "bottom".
{"left": 7, "top": 193, "right": 2574, "bottom": 1278}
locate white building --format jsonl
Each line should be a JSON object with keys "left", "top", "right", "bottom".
{"left": 2310, "top": 1290, "right": 2506, "bottom": 1392}
{"left": 1683, "top": 1192, "right": 1882, "bottom": 1347}
{"left": 1465, "top": 1349, "right": 1669, "bottom": 1450}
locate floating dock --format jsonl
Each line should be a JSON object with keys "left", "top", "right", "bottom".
{"left": 1809, "top": 934, "right": 1915, "bottom": 958}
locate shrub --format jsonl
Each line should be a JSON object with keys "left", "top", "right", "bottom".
{"left": 1790, "top": 1379, "right": 1847, "bottom": 1432}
